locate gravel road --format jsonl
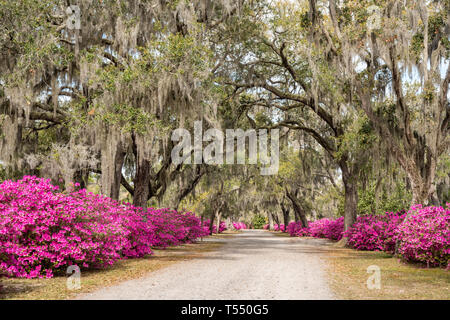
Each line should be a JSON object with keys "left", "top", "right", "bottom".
{"left": 78, "top": 230, "right": 336, "bottom": 300}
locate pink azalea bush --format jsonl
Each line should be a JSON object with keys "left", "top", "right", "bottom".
{"left": 262, "top": 223, "right": 284, "bottom": 231}
{"left": 287, "top": 221, "right": 302, "bottom": 236}
{"left": 232, "top": 222, "right": 247, "bottom": 230}
{"left": 308, "top": 217, "right": 344, "bottom": 240}
{"left": 395, "top": 205, "right": 449, "bottom": 268}
{"left": 201, "top": 220, "right": 227, "bottom": 234}
{"left": 287, "top": 218, "right": 343, "bottom": 240}
{"left": 0, "top": 177, "right": 124, "bottom": 278}
{"left": 218, "top": 221, "right": 227, "bottom": 233}
{"left": 201, "top": 220, "right": 212, "bottom": 234}
{"left": 288, "top": 205, "right": 450, "bottom": 268}
{"left": 144, "top": 208, "right": 209, "bottom": 249}
{"left": 0, "top": 176, "right": 208, "bottom": 278}
{"left": 343, "top": 211, "right": 406, "bottom": 253}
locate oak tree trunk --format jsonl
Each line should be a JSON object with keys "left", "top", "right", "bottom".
{"left": 343, "top": 179, "right": 358, "bottom": 232}
{"left": 267, "top": 211, "right": 274, "bottom": 230}
{"left": 110, "top": 146, "right": 126, "bottom": 200}
{"left": 340, "top": 161, "right": 359, "bottom": 232}
{"left": 133, "top": 158, "right": 152, "bottom": 208}
{"left": 209, "top": 210, "right": 216, "bottom": 235}
{"left": 280, "top": 202, "right": 290, "bottom": 232}
{"left": 216, "top": 212, "right": 222, "bottom": 234}
{"left": 286, "top": 189, "right": 309, "bottom": 228}
{"left": 272, "top": 213, "right": 280, "bottom": 225}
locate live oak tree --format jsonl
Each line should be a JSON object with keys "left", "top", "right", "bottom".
{"left": 217, "top": 0, "right": 449, "bottom": 229}
{"left": 217, "top": 0, "right": 373, "bottom": 230}
{"left": 0, "top": 0, "right": 244, "bottom": 207}
{"left": 295, "top": 0, "right": 450, "bottom": 208}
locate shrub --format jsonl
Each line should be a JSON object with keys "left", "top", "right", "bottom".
{"left": 395, "top": 205, "right": 449, "bottom": 268}
{"left": 252, "top": 214, "right": 266, "bottom": 229}
{"left": 0, "top": 177, "right": 129, "bottom": 278}
{"left": 0, "top": 176, "right": 208, "bottom": 278}
{"left": 145, "top": 208, "right": 202, "bottom": 248}
{"left": 232, "top": 222, "right": 247, "bottom": 230}
{"left": 308, "top": 217, "right": 344, "bottom": 241}
{"left": 289, "top": 204, "right": 449, "bottom": 269}
{"left": 218, "top": 221, "right": 227, "bottom": 233}
{"left": 200, "top": 219, "right": 227, "bottom": 234}
{"left": 287, "top": 218, "right": 343, "bottom": 240}
{"left": 343, "top": 211, "right": 406, "bottom": 253}
{"left": 287, "top": 221, "right": 302, "bottom": 236}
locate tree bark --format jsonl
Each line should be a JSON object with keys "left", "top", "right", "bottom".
{"left": 110, "top": 146, "right": 126, "bottom": 200}
{"left": 407, "top": 163, "right": 435, "bottom": 208}
{"left": 280, "top": 201, "right": 290, "bottom": 232}
{"left": 216, "top": 211, "right": 222, "bottom": 234}
{"left": 209, "top": 210, "right": 216, "bottom": 235}
{"left": 285, "top": 188, "right": 309, "bottom": 228}
{"left": 267, "top": 211, "right": 274, "bottom": 230}
{"left": 133, "top": 158, "right": 152, "bottom": 208}
{"left": 73, "top": 170, "right": 88, "bottom": 190}
{"left": 341, "top": 162, "right": 358, "bottom": 231}
{"left": 292, "top": 205, "right": 301, "bottom": 222}
{"left": 272, "top": 212, "right": 280, "bottom": 225}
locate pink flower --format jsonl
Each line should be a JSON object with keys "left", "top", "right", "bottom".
{"left": 0, "top": 176, "right": 209, "bottom": 278}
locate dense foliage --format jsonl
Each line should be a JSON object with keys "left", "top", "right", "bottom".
{"left": 252, "top": 214, "right": 266, "bottom": 229}
{"left": 287, "top": 218, "right": 344, "bottom": 241}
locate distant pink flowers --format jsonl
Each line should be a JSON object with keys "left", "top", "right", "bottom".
{"left": 287, "top": 205, "right": 450, "bottom": 268}
{"left": 232, "top": 222, "right": 247, "bottom": 230}
{"left": 201, "top": 220, "right": 227, "bottom": 234}
{"left": 0, "top": 176, "right": 209, "bottom": 279}
{"left": 218, "top": 221, "right": 227, "bottom": 233}
{"left": 287, "top": 218, "right": 344, "bottom": 240}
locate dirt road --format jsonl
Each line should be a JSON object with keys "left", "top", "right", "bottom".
{"left": 78, "top": 230, "right": 335, "bottom": 300}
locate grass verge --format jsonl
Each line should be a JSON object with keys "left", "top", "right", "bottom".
{"left": 0, "top": 235, "right": 226, "bottom": 300}
{"left": 324, "top": 245, "right": 449, "bottom": 299}
{"left": 272, "top": 231, "right": 449, "bottom": 299}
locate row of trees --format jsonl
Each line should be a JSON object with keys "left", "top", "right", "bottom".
{"left": 0, "top": 0, "right": 449, "bottom": 232}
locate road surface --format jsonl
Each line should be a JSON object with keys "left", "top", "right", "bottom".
{"left": 78, "top": 230, "right": 335, "bottom": 299}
